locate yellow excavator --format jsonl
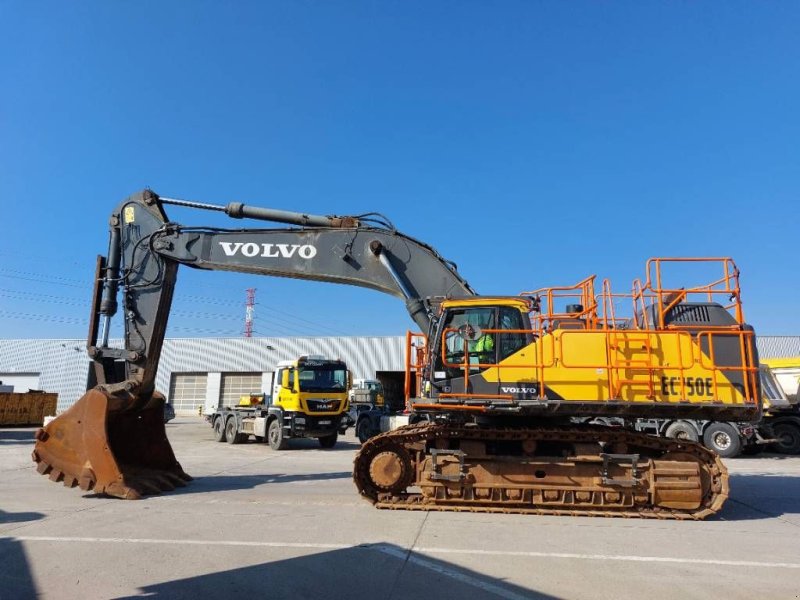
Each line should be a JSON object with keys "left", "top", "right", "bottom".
{"left": 33, "top": 190, "right": 760, "bottom": 518}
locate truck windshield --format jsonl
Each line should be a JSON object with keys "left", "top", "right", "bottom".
{"left": 298, "top": 365, "right": 347, "bottom": 392}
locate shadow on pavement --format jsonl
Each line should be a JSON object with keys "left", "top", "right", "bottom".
{"left": 116, "top": 543, "right": 555, "bottom": 600}
{"left": 177, "top": 471, "right": 354, "bottom": 495}
{"left": 736, "top": 452, "right": 800, "bottom": 461}
{"left": 720, "top": 473, "right": 800, "bottom": 521}
{"left": 0, "top": 510, "right": 46, "bottom": 524}
{"left": 73, "top": 472, "right": 354, "bottom": 500}
{"left": 0, "top": 538, "right": 37, "bottom": 598}
{"left": 215, "top": 437, "right": 362, "bottom": 451}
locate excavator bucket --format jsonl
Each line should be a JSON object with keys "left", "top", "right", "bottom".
{"left": 32, "top": 389, "right": 191, "bottom": 499}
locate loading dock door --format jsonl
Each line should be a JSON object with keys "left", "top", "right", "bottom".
{"left": 220, "top": 372, "right": 264, "bottom": 407}
{"left": 169, "top": 373, "right": 208, "bottom": 413}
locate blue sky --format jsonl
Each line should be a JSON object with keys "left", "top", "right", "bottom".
{"left": 1, "top": 2, "right": 798, "bottom": 340}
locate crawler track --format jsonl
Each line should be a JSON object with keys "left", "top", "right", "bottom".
{"left": 353, "top": 422, "right": 728, "bottom": 520}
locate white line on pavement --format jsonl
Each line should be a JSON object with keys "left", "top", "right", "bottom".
{"left": 8, "top": 536, "right": 800, "bottom": 570}
{"left": 8, "top": 536, "right": 347, "bottom": 550}
{"left": 375, "top": 544, "right": 532, "bottom": 600}
{"left": 416, "top": 547, "right": 800, "bottom": 569}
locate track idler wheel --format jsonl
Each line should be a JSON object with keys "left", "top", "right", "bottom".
{"left": 32, "top": 388, "right": 191, "bottom": 499}
{"left": 356, "top": 440, "right": 414, "bottom": 500}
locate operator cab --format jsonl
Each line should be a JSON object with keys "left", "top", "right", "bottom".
{"left": 430, "top": 298, "right": 534, "bottom": 396}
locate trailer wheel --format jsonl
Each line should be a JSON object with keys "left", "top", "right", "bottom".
{"left": 213, "top": 417, "right": 227, "bottom": 442}
{"left": 770, "top": 423, "right": 800, "bottom": 455}
{"left": 702, "top": 422, "right": 742, "bottom": 458}
{"left": 356, "top": 419, "right": 373, "bottom": 444}
{"left": 318, "top": 432, "right": 338, "bottom": 449}
{"left": 268, "top": 418, "right": 288, "bottom": 450}
{"left": 225, "top": 417, "right": 241, "bottom": 445}
{"left": 664, "top": 421, "right": 699, "bottom": 443}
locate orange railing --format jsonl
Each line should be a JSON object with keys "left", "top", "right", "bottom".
{"left": 521, "top": 275, "right": 600, "bottom": 332}
{"left": 644, "top": 257, "right": 744, "bottom": 328}
{"left": 404, "top": 331, "right": 428, "bottom": 406}
{"left": 403, "top": 257, "right": 758, "bottom": 407}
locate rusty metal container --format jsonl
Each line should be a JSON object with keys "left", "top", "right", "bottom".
{"left": 0, "top": 392, "right": 58, "bottom": 426}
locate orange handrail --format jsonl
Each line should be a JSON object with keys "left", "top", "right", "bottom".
{"left": 403, "top": 257, "right": 756, "bottom": 407}
{"left": 404, "top": 331, "right": 428, "bottom": 405}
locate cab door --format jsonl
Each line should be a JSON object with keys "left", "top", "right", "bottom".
{"left": 272, "top": 368, "right": 297, "bottom": 411}
{"left": 431, "top": 307, "right": 500, "bottom": 398}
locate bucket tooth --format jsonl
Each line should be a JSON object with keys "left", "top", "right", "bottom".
{"left": 105, "top": 481, "right": 143, "bottom": 500}
{"left": 35, "top": 459, "right": 51, "bottom": 476}
{"left": 147, "top": 474, "right": 175, "bottom": 492}
{"left": 32, "top": 388, "right": 190, "bottom": 499}
{"left": 78, "top": 468, "right": 96, "bottom": 491}
{"left": 130, "top": 478, "right": 163, "bottom": 496}
{"left": 164, "top": 472, "right": 190, "bottom": 487}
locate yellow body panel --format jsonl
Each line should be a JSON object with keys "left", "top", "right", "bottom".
{"left": 761, "top": 356, "right": 800, "bottom": 369}
{"left": 487, "top": 330, "right": 750, "bottom": 406}
{"left": 275, "top": 390, "right": 302, "bottom": 412}
{"left": 442, "top": 298, "right": 530, "bottom": 310}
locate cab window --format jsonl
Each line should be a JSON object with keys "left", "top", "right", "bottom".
{"left": 498, "top": 306, "right": 528, "bottom": 359}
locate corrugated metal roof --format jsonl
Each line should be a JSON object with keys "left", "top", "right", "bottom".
{"left": 756, "top": 336, "right": 800, "bottom": 359}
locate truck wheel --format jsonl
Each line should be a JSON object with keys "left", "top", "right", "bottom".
{"left": 664, "top": 421, "right": 699, "bottom": 442}
{"left": 213, "top": 417, "right": 227, "bottom": 442}
{"left": 356, "top": 419, "right": 373, "bottom": 444}
{"left": 702, "top": 422, "right": 742, "bottom": 458}
{"left": 770, "top": 423, "right": 800, "bottom": 455}
{"left": 318, "top": 432, "right": 338, "bottom": 449}
{"left": 268, "top": 419, "right": 288, "bottom": 450}
{"left": 225, "top": 417, "right": 240, "bottom": 445}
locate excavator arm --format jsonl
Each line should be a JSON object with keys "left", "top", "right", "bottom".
{"left": 91, "top": 189, "right": 473, "bottom": 398}
{"left": 34, "top": 189, "right": 474, "bottom": 498}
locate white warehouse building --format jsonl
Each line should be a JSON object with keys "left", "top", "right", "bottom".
{"left": 1, "top": 335, "right": 798, "bottom": 416}
{"left": 0, "top": 336, "right": 407, "bottom": 415}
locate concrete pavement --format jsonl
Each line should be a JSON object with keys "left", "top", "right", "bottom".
{"left": 2, "top": 418, "right": 799, "bottom": 599}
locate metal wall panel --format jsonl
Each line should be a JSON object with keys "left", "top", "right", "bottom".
{"left": 757, "top": 336, "right": 800, "bottom": 359}
{"left": 0, "top": 340, "right": 92, "bottom": 412}
{"left": 0, "top": 373, "right": 41, "bottom": 392}
{"left": 0, "top": 336, "right": 407, "bottom": 413}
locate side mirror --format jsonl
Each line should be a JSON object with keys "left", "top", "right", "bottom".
{"left": 281, "top": 370, "right": 290, "bottom": 388}
{"left": 457, "top": 324, "right": 482, "bottom": 341}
